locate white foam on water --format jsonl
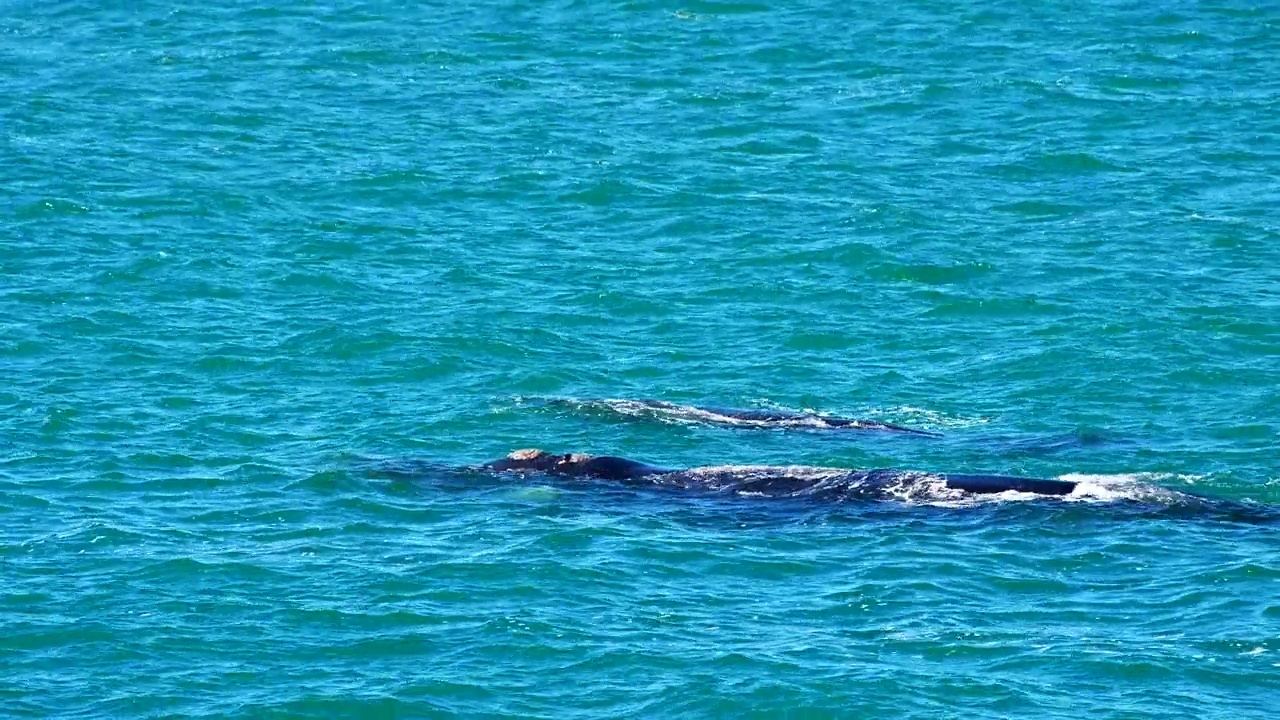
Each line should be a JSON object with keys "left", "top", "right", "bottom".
{"left": 869, "top": 405, "right": 992, "bottom": 431}
{"left": 920, "top": 489, "right": 1045, "bottom": 508}
{"left": 1056, "top": 472, "right": 1199, "bottom": 503}
{"left": 596, "top": 399, "right": 838, "bottom": 429}
{"left": 908, "top": 472, "right": 1201, "bottom": 508}
{"left": 877, "top": 471, "right": 962, "bottom": 504}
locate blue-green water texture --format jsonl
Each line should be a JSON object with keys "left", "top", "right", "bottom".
{"left": 4, "top": 1, "right": 1279, "bottom": 717}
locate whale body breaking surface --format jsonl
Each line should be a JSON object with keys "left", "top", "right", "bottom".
{"left": 538, "top": 398, "right": 944, "bottom": 436}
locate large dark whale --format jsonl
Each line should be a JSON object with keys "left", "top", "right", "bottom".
{"left": 485, "top": 449, "right": 1078, "bottom": 498}
{"left": 544, "top": 398, "right": 942, "bottom": 436}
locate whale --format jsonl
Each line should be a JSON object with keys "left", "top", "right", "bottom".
{"left": 485, "top": 449, "right": 1078, "bottom": 498}
{"left": 543, "top": 398, "right": 942, "bottom": 436}
{"left": 684, "top": 404, "right": 942, "bottom": 436}
{"left": 368, "top": 453, "right": 1275, "bottom": 522}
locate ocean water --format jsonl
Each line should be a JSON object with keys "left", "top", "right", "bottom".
{"left": 3, "top": 0, "right": 1279, "bottom": 717}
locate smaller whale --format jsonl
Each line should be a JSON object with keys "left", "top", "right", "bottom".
{"left": 546, "top": 398, "right": 942, "bottom": 436}
{"left": 485, "top": 449, "right": 1077, "bottom": 498}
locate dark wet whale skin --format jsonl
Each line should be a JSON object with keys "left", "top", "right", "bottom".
{"left": 487, "top": 452, "right": 674, "bottom": 481}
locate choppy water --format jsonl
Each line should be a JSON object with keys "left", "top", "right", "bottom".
{"left": 3, "top": 1, "right": 1279, "bottom": 717}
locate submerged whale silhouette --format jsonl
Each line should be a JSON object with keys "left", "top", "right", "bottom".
{"left": 546, "top": 399, "right": 942, "bottom": 436}
{"left": 485, "top": 449, "right": 1077, "bottom": 498}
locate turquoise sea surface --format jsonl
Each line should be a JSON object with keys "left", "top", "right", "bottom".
{"left": 3, "top": 1, "right": 1279, "bottom": 717}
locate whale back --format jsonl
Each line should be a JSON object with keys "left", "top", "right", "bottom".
{"left": 487, "top": 450, "right": 671, "bottom": 480}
